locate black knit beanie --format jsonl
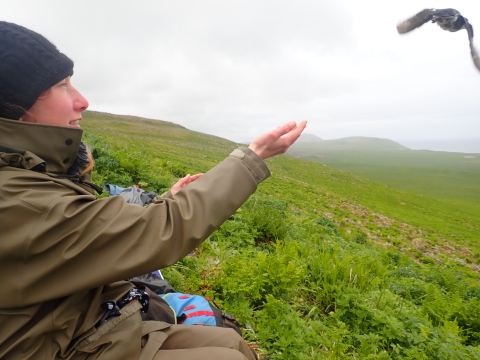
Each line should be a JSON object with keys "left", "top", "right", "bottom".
{"left": 0, "top": 21, "right": 74, "bottom": 120}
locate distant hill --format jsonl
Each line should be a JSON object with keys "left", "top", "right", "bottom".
{"left": 295, "top": 133, "right": 323, "bottom": 142}
{"left": 292, "top": 133, "right": 409, "bottom": 151}
{"left": 287, "top": 133, "right": 480, "bottom": 209}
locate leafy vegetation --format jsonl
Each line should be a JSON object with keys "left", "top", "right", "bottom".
{"left": 82, "top": 111, "right": 480, "bottom": 359}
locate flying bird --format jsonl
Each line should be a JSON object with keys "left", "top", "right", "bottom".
{"left": 397, "top": 8, "right": 480, "bottom": 71}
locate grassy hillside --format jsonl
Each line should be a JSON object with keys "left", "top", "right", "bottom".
{"left": 287, "top": 137, "right": 480, "bottom": 210}
{"left": 81, "top": 111, "right": 480, "bottom": 359}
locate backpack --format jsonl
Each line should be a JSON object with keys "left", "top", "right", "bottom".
{"left": 161, "top": 292, "right": 242, "bottom": 336}
{"left": 130, "top": 273, "right": 242, "bottom": 336}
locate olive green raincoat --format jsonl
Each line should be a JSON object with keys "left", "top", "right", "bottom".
{"left": 0, "top": 117, "right": 269, "bottom": 359}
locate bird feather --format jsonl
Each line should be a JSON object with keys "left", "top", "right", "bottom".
{"left": 397, "top": 9, "right": 434, "bottom": 34}
{"left": 464, "top": 19, "right": 480, "bottom": 71}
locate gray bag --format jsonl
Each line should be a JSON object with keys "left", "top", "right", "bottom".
{"left": 119, "top": 186, "right": 157, "bottom": 206}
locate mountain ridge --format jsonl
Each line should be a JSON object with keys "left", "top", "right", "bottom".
{"left": 293, "top": 133, "right": 409, "bottom": 151}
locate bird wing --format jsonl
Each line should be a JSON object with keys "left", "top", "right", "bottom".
{"left": 397, "top": 8, "right": 435, "bottom": 34}
{"left": 464, "top": 18, "right": 480, "bottom": 71}
{"left": 432, "top": 8, "right": 460, "bottom": 18}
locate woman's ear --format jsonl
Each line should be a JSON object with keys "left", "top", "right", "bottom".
{"left": 19, "top": 111, "right": 37, "bottom": 123}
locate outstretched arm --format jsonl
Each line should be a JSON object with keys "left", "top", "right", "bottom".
{"left": 169, "top": 120, "right": 307, "bottom": 195}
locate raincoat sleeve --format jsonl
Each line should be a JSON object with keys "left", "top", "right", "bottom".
{"left": 159, "top": 189, "right": 174, "bottom": 200}
{"left": 0, "top": 147, "right": 270, "bottom": 307}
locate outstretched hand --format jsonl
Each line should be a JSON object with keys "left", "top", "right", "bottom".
{"left": 171, "top": 173, "right": 204, "bottom": 195}
{"left": 248, "top": 120, "right": 307, "bottom": 160}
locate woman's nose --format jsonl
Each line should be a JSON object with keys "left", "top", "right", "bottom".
{"left": 73, "top": 88, "right": 89, "bottom": 112}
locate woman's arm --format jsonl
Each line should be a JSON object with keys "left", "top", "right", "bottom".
{"left": 1, "top": 121, "right": 306, "bottom": 307}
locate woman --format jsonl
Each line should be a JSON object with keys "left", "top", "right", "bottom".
{"left": 0, "top": 21, "right": 306, "bottom": 360}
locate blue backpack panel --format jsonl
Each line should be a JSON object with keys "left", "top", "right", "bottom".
{"left": 161, "top": 293, "right": 218, "bottom": 326}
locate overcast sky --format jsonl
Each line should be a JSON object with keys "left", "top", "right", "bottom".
{"left": 2, "top": 0, "right": 480, "bottom": 152}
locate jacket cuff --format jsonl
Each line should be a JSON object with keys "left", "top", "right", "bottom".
{"left": 159, "top": 189, "right": 174, "bottom": 200}
{"left": 229, "top": 147, "right": 270, "bottom": 184}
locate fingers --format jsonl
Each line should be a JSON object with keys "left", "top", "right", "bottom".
{"left": 270, "top": 121, "right": 298, "bottom": 140}
{"left": 283, "top": 120, "right": 307, "bottom": 145}
{"left": 171, "top": 173, "right": 204, "bottom": 195}
{"left": 277, "top": 120, "right": 307, "bottom": 138}
{"left": 176, "top": 175, "right": 190, "bottom": 186}
{"left": 189, "top": 173, "right": 204, "bottom": 181}
{"left": 185, "top": 173, "right": 203, "bottom": 185}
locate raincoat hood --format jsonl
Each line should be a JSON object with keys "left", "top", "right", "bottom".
{"left": 0, "top": 116, "right": 83, "bottom": 174}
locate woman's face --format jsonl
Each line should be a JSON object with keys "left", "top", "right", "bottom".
{"left": 21, "top": 77, "right": 89, "bottom": 128}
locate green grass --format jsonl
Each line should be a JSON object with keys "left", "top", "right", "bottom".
{"left": 81, "top": 111, "right": 480, "bottom": 359}
{"left": 287, "top": 140, "right": 480, "bottom": 209}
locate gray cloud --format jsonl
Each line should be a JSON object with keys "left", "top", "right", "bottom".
{"left": 2, "top": 0, "right": 479, "bottom": 151}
